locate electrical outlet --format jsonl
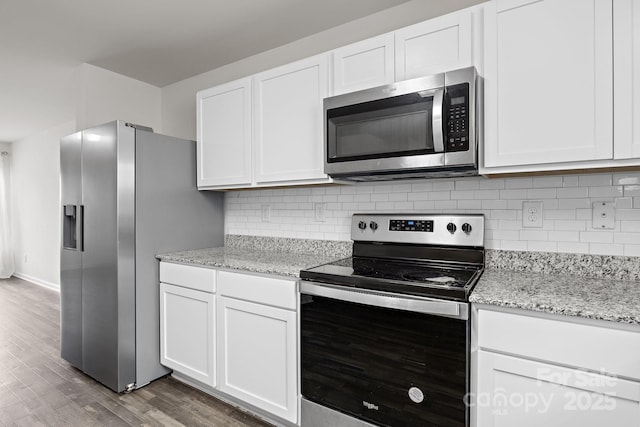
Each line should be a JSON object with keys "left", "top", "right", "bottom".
{"left": 261, "top": 204, "right": 271, "bottom": 222}
{"left": 522, "top": 201, "right": 543, "bottom": 228}
{"left": 314, "top": 203, "right": 326, "bottom": 222}
{"left": 592, "top": 201, "right": 615, "bottom": 229}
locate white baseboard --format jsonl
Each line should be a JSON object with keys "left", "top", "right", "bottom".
{"left": 13, "top": 272, "right": 60, "bottom": 292}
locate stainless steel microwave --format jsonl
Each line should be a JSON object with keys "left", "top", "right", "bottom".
{"left": 324, "top": 67, "right": 480, "bottom": 181}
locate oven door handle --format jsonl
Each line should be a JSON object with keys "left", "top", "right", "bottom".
{"left": 431, "top": 88, "right": 445, "bottom": 153}
{"left": 300, "top": 281, "right": 468, "bottom": 320}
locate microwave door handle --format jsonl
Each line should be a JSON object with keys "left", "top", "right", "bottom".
{"left": 432, "top": 88, "right": 445, "bottom": 153}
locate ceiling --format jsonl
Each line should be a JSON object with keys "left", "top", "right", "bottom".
{"left": 1, "top": 0, "right": 477, "bottom": 143}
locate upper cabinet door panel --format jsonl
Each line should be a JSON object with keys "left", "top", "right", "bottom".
{"left": 395, "top": 10, "right": 473, "bottom": 81}
{"left": 196, "top": 77, "right": 252, "bottom": 188}
{"left": 253, "top": 54, "right": 329, "bottom": 184}
{"left": 483, "top": 0, "right": 613, "bottom": 168}
{"left": 331, "top": 33, "right": 395, "bottom": 95}
{"left": 614, "top": 0, "right": 640, "bottom": 160}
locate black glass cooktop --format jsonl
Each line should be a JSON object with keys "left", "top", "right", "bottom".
{"left": 300, "top": 256, "right": 483, "bottom": 301}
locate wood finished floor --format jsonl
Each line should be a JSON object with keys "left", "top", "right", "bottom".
{"left": 0, "top": 277, "right": 273, "bottom": 427}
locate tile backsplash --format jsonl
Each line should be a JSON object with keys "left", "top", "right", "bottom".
{"left": 224, "top": 172, "right": 640, "bottom": 257}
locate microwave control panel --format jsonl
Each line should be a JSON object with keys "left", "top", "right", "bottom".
{"left": 445, "top": 83, "right": 470, "bottom": 152}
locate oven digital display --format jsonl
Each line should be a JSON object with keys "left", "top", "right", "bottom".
{"left": 389, "top": 219, "right": 433, "bottom": 232}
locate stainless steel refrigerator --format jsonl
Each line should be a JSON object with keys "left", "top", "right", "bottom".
{"left": 60, "top": 120, "right": 223, "bottom": 392}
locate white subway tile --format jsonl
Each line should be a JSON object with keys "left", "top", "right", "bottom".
{"left": 500, "top": 189, "right": 524, "bottom": 199}
{"left": 353, "top": 194, "right": 371, "bottom": 202}
{"left": 411, "top": 182, "right": 433, "bottom": 192}
{"left": 432, "top": 181, "right": 455, "bottom": 191}
{"left": 526, "top": 188, "right": 557, "bottom": 199}
{"left": 562, "top": 176, "right": 579, "bottom": 187}
{"left": 554, "top": 220, "right": 586, "bottom": 231}
{"left": 478, "top": 179, "right": 505, "bottom": 189}
{"left": 589, "top": 244, "right": 623, "bottom": 256}
{"left": 455, "top": 179, "right": 480, "bottom": 190}
{"left": 501, "top": 240, "right": 528, "bottom": 251}
{"left": 450, "top": 190, "right": 476, "bottom": 199}
{"left": 428, "top": 191, "right": 451, "bottom": 200}
{"left": 357, "top": 202, "right": 376, "bottom": 210}
{"left": 580, "top": 231, "right": 614, "bottom": 243}
{"left": 408, "top": 192, "right": 429, "bottom": 201}
{"left": 505, "top": 177, "right": 533, "bottom": 189}
{"left": 614, "top": 233, "right": 640, "bottom": 244}
{"left": 617, "top": 209, "right": 640, "bottom": 220}
{"left": 624, "top": 185, "right": 640, "bottom": 197}
{"left": 507, "top": 200, "right": 525, "bottom": 210}
{"left": 624, "top": 245, "right": 640, "bottom": 256}
{"left": 375, "top": 202, "right": 395, "bottom": 210}
{"left": 532, "top": 176, "right": 563, "bottom": 188}
{"left": 489, "top": 210, "right": 516, "bottom": 220}
{"left": 548, "top": 231, "right": 580, "bottom": 242}
{"left": 558, "top": 199, "right": 591, "bottom": 209}
{"left": 589, "top": 186, "right": 623, "bottom": 197}
{"left": 474, "top": 189, "right": 500, "bottom": 199}
{"left": 389, "top": 192, "right": 408, "bottom": 202}
{"left": 433, "top": 200, "right": 457, "bottom": 210}
{"left": 616, "top": 197, "right": 633, "bottom": 209}
{"left": 492, "top": 229, "right": 520, "bottom": 240}
{"left": 342, "top": 202, "right": 359, "bottom": 210}
{"left": 482, "top": 200, "right": 508, "bottom": 210}
{"left": 485, "top": 239, "right": 501, "bottom": 249}
{"left": 579, "top": 173, "right": 612, "bottom": 187}
{"left": 371, "top": 193, "right": 389, "bottom": 202}
{"left": 457, "top": 200, "right": 483, "bottom": 209}
{"left": 528, "top": 241, "right": 558, "bottom": 252}
{"left": 414, "top": 201, "right": 436, "bottom": 210}
{"left": 520, "top": 230, "right": 548, "bottom": 241}
{"left": 544, "top": 209, "right": 575, "bottom": 220}
{"left": 394, "top": 202, "right": 415, "bottom": 210}
{"left": 635, "top": 197, "right": 640, "bottom": 208}
{"left": 392, "top": 183, "right": 413, "bottom": 193}
{"left": 621, "top": 221, "right": 640, "bottom": 232}
{"left": 557, "top": 242, "right": 589, "bottom": 254}
{"left": 556, "top": 187, "right": 588, "bottom": 198}
{"left": 497, "top": 219, "right": 521, "bottom": 230}
{"left": 540, "top": 199, "right": 559, "bottom": 210}
{"left": 613, "top": 172, "right": 640, "bottom": 185}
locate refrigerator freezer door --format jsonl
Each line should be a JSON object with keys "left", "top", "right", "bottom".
{"left": 60, "top": 132, "right": 83, "bottom": 369}
{"left": 81, "top": 122, "right": 136, "bottom": 392}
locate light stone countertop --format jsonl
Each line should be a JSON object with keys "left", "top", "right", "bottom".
{"left": 157, "top": 246, "right": 343, "bottom": 278}
{"left": 471, "top": 269, "right": 640, "bottom": 325}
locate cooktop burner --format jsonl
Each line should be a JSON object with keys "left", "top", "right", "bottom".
{"left": 301, "top": 256, "right": 482, "bottom": 301}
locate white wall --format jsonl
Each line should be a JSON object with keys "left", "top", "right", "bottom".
{"left": 160, "top": 0, "right": 485, "bottom": 140}
{"left": 225, "top": 172, "right": 640, "bottom": 257}
{"left": 11, "top": 121, "right": 75, "bottom": 289}
{"left": 76, "top": 63, "right": 161, "bottom": 132}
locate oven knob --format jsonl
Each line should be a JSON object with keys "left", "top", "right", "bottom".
{"left": 462, "top": 223, "right": 472, "bottom": 234}
{"left": 358, "top": 221, "right": 367, "bottom": 230}
{"left": 446, "top": 222, "right": 457, "bottom": 234}
{"left": 369, "top": 221, "right": 379, "bottom": 231}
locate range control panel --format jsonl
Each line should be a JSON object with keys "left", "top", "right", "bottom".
{"left": 352, "top": 214, "right": 484, "bottom": 247}
{"left": 389, "top": 219, "right": 433, "bottom": 232}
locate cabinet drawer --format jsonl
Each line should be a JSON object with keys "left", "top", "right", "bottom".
{"left": 159, "top": 262, "right": 216, "bottom": 293}
{"left": 477, "top": 309, "right": 640, "bottom": 380}
{"left": 218, "top": 270, "right": 296, "bottom": 310}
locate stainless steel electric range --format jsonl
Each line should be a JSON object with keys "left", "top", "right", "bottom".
{"left": 299, "top": 213, "right": 484, "bottom": 427}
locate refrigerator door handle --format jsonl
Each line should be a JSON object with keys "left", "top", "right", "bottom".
{"left": 78, "top": 205, "right": 85, "bottom": 252}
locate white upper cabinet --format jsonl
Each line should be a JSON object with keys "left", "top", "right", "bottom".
{"left": 331, "top": 33, "right": 395, "bottom": 95}
{"left": 482, "top": 0, "right": 614, "bottom": 171}
{"left": 395, "top": 10, "right": 473, "bottom": 81}
{"left": 196, "top": 78, "right": 252, "bottom": 189}
{"left": 253, "top": 54, "right": 330, "bottom": 185}
{"left": 614, "top": 0, "right": 640, "bottom": 159}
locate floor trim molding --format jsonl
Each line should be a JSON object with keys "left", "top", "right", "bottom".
{"left": 13, "top": 272, "right": 60, "bottom": 292}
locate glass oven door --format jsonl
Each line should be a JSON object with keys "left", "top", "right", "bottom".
{"left": 300, "top": 287, "right": 469, "bottom": 427}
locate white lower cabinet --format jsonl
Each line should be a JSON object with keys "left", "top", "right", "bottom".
{"left": 218, "top": 296, "right": 297, "bottom": 423}
{"left": 159, "top": 283, "right": 216, "bottom": 387}
{"left": 473, "top": 306, "right": 640, "bottom": 426}
{"left": 159, "top": 262, "right": 298, "bottom": 425}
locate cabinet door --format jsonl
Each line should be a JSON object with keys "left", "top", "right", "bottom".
{"left": 395, "top": 10, "right": 472, "bottom": 81}
{"left": 332, "top": 33, "right": 395, "bottom": 95}
{"left": 218, "top": 296, "right": 297, "bottom": 423}
{"left": 196, "top": 77, "right": 252, "bottom": 188}
{"left": 253, "top": 54, "right": 329, "bottom": 184}
{"left": 160, "top": 283, "right": 215, "bottom": 387}
{"left": 476, "top": 351, "right": 640, "bottom": 427}
{"left": 614, "top": 0, "right": 640, "bottom": 159}
{"left": 483, "top": 0, "right": 613, "bottom": 168}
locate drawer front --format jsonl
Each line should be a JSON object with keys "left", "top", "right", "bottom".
{"left": 159, "top": 262, "right": 216, "bottom": 293}
{"left": 218, "top": 270, "right": 296, "bottom": 310}
{"left": 477, "top": 308, "right": 640, "bottom": 380}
